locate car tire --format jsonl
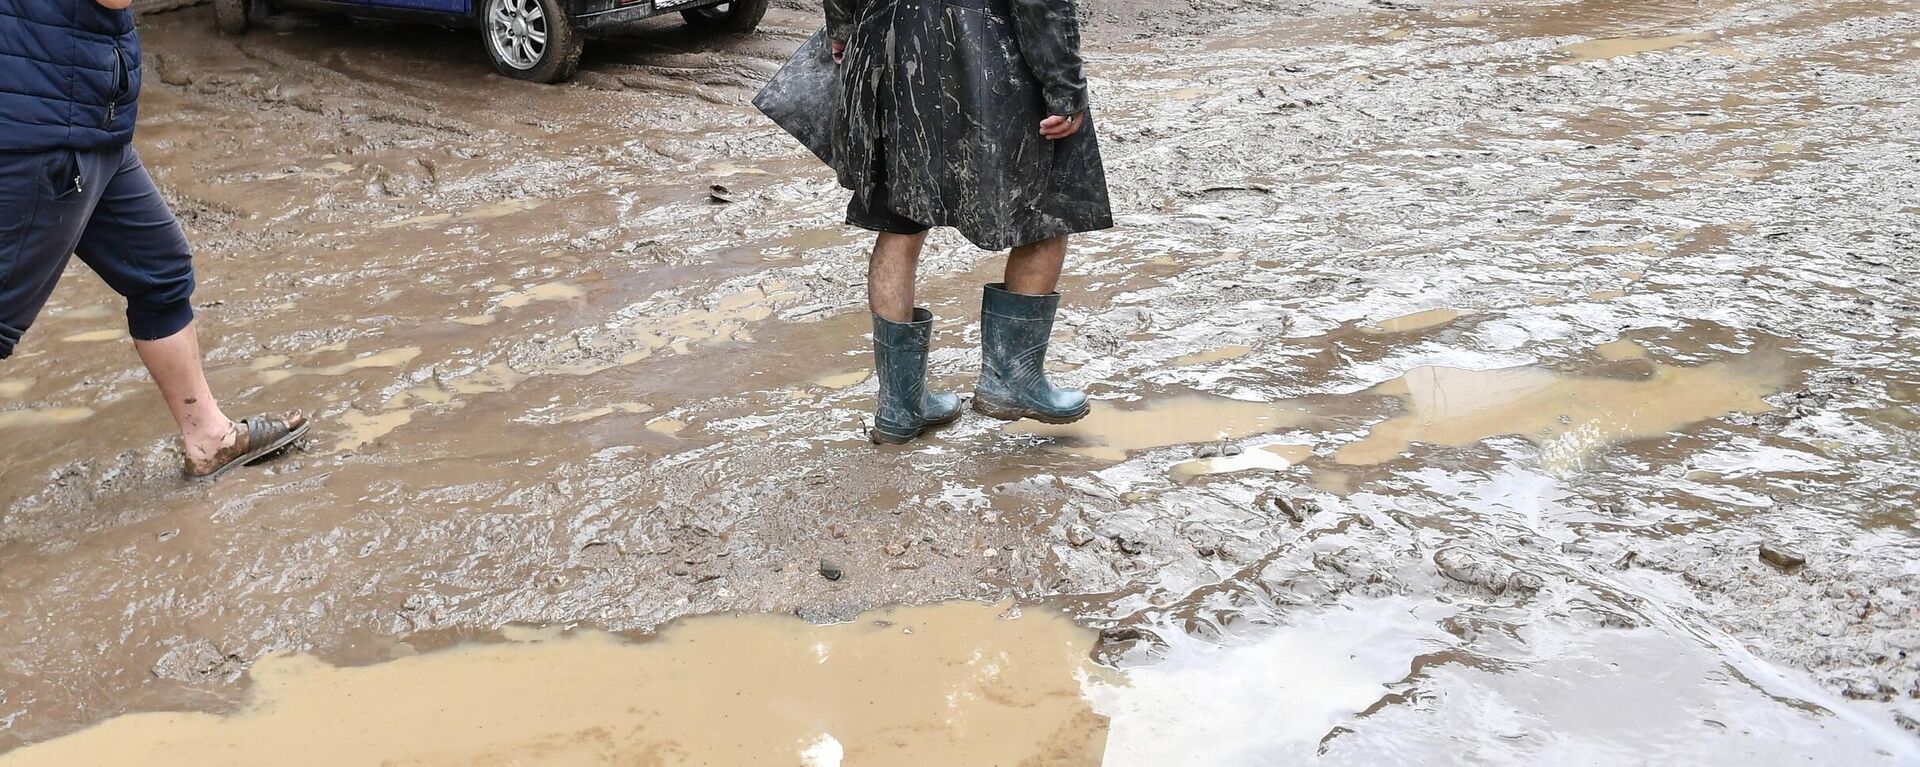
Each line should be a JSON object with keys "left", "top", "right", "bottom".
{"left": 214, "top": 0, "right": 250, "bottom": 35}
{"left": 681, "top": 0, "right": 769, "bottom": 34}
{"left": 482, "top": 0, "right": 583, "bottom": 84}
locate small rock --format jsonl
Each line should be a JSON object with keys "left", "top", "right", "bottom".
{"left": 819, "top": 560, "right": 843, "bottom": 581}
{"left": 1434, "top": 547, "right": 1545, "bottom": 596}
{"left": 1257, "top": 491, "right": 1305, "bottom": 522}
{"left": 1220, "top": 442, "right": 1244, "bottom": 456}
{"left": 882, "top": 540, "right": 909, "bottom": 557}
{"left": 1195, "top": 443, "right": 1222, "bottom": 458}
{"left": 1065, "top": 524, "right": 1095, "bottom": 547}
{"left": 1114, "top": 537, "right": 1146, "bottom": 555}
{"left": 707, "top": 183, "right": 735, "bottom": 203}
{"left": 1759, "top": 541, "right": 1806, "bottom": 570}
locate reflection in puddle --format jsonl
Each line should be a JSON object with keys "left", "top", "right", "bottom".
{"left": 1009, "top": 396, "right": 1314, "bottom": 462}
{"left": 1336, "top": 354, "right": 1785, "bottom": 468}
{"left": 1090, "top": 598, "right": 1448, "bottom": 765}
{"left": 1170, "top": 444, "right": 1312, "bottom": 481}
{"left": 0, "top": 602, "right": 1106, "bottom": 767}
{"left": 1171, "top": 345, "right": 1252, "bottom": 367}
{"left": 1559, "top": 32, "right": 1709, "bottom": 62}
{"left": 1363, "top": 309, "right": 1460, "bottom": 333}
{"left": 0, "top": 407, "right": 94, "bottom": 431}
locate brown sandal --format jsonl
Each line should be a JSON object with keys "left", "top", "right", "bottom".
{"left": 187, "top": 412, "right": 311, "bottom": 481}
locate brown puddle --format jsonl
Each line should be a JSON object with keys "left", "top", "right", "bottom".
{"left": 1559, "top": 32, "right": 1710, "bottom": 62}
{"left": 0, "top": 408, "right": 94, "bottom": 431}
{"left": 1008, "top": 396, "right": 1315, "bottom": 462}
{"left": 815, "top": 370, "right": 871, "bottom": 389}
{"left": 1013, "top": 347, "right": 1784, "bottom": 473}
{"left": 1362, "top": 309, "right": 1461, "bottom": 334}
{"left": 0, "top": 602, "right": 1106, "bottom": 767}
{"left": 57, "top": 329, "right": 125, "bottom": 343}
{"left": 260, "top": 347, "right": 422, "bottom": 385}
{"left": 1335, "top": 353, "right": 1786, "bottom": 468}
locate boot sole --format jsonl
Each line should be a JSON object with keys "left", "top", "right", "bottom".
{"left": 869, "top": 407, "right": 965, "bottom": 445}
{"left": 971, "top": 396, "right": 1090, "bottom": 425}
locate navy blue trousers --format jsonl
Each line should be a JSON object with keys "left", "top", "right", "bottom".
{"left": 0, "top": 143, "right": 195, "bottom": 360}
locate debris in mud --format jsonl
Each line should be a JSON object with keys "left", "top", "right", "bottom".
{"left": 1065, "top": 523, "right": 1096, "bottom": 547}
{"left": 818, "top": 559, "right": 843, "bottom": 581}
{"left": 1433, "top": 547, "right": 1545, "bottom": 596}
{"left": 1194, "top": 441, "right": 1244, "bottom": 459}
{"left": 1255, "top": 491, "right": 1316, "bottom": 523}
{"left": 1759, "top": 541, "right": 1807, "bottom": 570}
{"left": 707, "top": 184, "right": 736, "bottom": 204}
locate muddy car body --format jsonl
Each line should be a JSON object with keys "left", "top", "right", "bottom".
{"left": 213, "top": 0, "right": 768, "bottom": 82}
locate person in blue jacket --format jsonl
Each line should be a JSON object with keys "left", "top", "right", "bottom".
{"left": 0, "top": 0, "right": 308, "bottom": 479}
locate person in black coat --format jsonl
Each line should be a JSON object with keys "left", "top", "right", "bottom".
{"left": 759, "top": 0, "right": 1111, "bottom": 444}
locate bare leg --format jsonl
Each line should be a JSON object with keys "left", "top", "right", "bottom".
{"left": 133, "top": 322, "right": 238, "bottom": 467}
{"left": 1005, "top": 234, "right": 1068, "bottom": 295}
{"left": 868, "top": 230, "right": 929, "bottom": 322}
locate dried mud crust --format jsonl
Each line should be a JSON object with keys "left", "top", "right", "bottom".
{"left": 0, "top": 0, "right": 1917, "bottom": 757}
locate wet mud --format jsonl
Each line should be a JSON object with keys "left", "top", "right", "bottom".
{"left": 3, "top": 0, "right": 1918, "bottom": 762}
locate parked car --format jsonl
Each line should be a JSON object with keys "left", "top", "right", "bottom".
{"left": 213, "top": 0, "right": 769, "bottom": 83}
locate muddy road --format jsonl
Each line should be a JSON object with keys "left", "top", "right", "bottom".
{"left": 2, "top": 0, "right": 1917, "bottom": 762}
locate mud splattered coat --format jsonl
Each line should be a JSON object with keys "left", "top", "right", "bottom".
{"left": 757, "top": 0, "right": 1113, "bottom": 250}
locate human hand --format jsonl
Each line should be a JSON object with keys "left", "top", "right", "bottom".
{"left": 831, "top": 39, "right": 846, "bottom": 64}
{"left": 1039, "top": 113, "right": 1084, "bottom": 140}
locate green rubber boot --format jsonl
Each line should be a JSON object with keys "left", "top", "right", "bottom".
{"left": 972, "top": 283, "right": 1089, "bottom": 424}
{"left": 870, "top": 308, "right": 963, "bottom": 444}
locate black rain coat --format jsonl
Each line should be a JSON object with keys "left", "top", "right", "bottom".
{"left": 754, "top": 0, "right": 1113, "bottom": 251}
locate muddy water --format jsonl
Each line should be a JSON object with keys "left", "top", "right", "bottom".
{"left": 2, "top": 0, "right": 1919, "bottom": 760}
{"left": 1335, "top": 352, "right": 1787, "bottom": 468}
{"left": 0, "top": 602, "right": 1106, "bottom": 766}
{"left": 1007, "top": 396, "right": 1316, "bottom": 462}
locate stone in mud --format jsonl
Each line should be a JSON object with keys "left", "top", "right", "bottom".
{"left": 152, "top": 639, "right": 242, "bottom": 684}
{"left": 1065, "top": 524, "right": 1095, "bottom": 547}
{"left": 1255, "top": 491, "right": 1310, "bottom": 523}
{"left": 1195, "top": 441, "right": 1242, "bottom": 459}
{"left": 818, "top": 560, "right": 842, "bottom": 581}
{"left": 1760, "top": 541, "right": 1807, "bottom": 570}
{"left": 1433, "top": 547, "right": 1545, "bottom": 596}
{"left": 882, "top": 540, "right": 910, "bottom": 557}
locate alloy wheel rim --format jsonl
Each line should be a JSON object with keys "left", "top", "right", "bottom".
{"left": 488, "top": 0, "right": 548, "bottom": 70}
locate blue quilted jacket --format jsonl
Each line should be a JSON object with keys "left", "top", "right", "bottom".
{"left": 0, "top": 0, "right": 142, "bottom": 152}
